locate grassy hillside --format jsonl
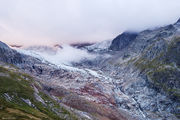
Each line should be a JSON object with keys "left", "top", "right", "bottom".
{"left": 0, "top": 64, "right": 77, "bottom": 120}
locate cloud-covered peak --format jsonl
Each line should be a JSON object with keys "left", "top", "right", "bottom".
{"left": 0, "top": 0, "right": 180, "bottom": 46}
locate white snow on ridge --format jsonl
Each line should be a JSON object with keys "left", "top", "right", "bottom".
{"left": 86, "top": 40, "right": 112, "bottom": 51}
{"left": 57, "top": 64, "right": 87, "bottom": 74}
{"left": 85, "top": 69, "right": 100, "bottom": 78}
{"left": 85, "top": 68, "right": 113, "bottom": 83}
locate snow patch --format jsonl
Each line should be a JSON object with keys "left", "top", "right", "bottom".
{"left": 4, "top": 93, "right": 12, "bottom": 101}
{"left": 85, "top": 69, "right": 100, "bottom": 78}
{"left": 86, "top": 40, "right": 112, "bottom": 51}
{"left": 57, "top": 64, "right": 87, "bottom": 74}
{"left": 21, "top": 98, "right": 33, "bottom": 107}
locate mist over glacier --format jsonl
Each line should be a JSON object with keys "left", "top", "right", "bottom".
{"left": 15, "top": 44, "right": 96, "bottom": 66}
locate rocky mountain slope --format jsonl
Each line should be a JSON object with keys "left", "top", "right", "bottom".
{"left": 108, "top": 18, "right": 180, "bottom": 101}
{"left": 0, "top": 18, "right": 180, "bottom": 120}
{"left": 77, "top": 18, "right": 180, "bottom": 119}
{"left": 0, "top": 41, "right": 133, "bottom": 120}
{"left": 0, "top": 62, "right": 78, "bottom": 120}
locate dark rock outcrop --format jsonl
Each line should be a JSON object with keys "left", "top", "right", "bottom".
{"left": 109, "top": 32, "right": 138, "bottom": 51}
{"left": 0, "top": 41, "right": 24, "bottom": 64}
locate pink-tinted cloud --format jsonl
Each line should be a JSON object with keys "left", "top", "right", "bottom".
{"left": 0, "top": 0, "right": 180, "bottom": 46}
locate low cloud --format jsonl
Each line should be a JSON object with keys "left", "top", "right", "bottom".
{"left": 0, "top": 0, "right": 180, "bottom": 46}
{"left": 45, "top": 45, "right": 96, "bottom": 65}
{"left": 16, "top": 45, "right": 96, "bottom": 65}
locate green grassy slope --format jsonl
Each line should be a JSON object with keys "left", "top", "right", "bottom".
{"left": 0, "top": 65, "right": 77, "bottom": 120}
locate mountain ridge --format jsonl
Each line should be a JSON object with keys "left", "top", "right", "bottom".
{"left": 0, "top": 18, "right": 180, "bottom": 119}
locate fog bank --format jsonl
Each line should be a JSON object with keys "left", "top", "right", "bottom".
{"left": 0, "top": 0, "right": 180, "bottom": 46}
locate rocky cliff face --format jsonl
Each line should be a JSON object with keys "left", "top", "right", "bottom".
{"left": 105, "top": 18, "right": 180, "bottom": 119}
{"left": 0, "top": 42, "right": 24, "bottom": 64}
{"left": 135, "top": 37, "right": 180, "bottom": 100}
{"left": 109, "top": 32, "right": 138, "bottom": 51}
{"left": 77, "top": 18, "right": 180, "bottom": 119}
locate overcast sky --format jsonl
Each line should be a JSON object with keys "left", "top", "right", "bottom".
{"left": 0, "top": 0, "right": 180, "bottom": 46}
